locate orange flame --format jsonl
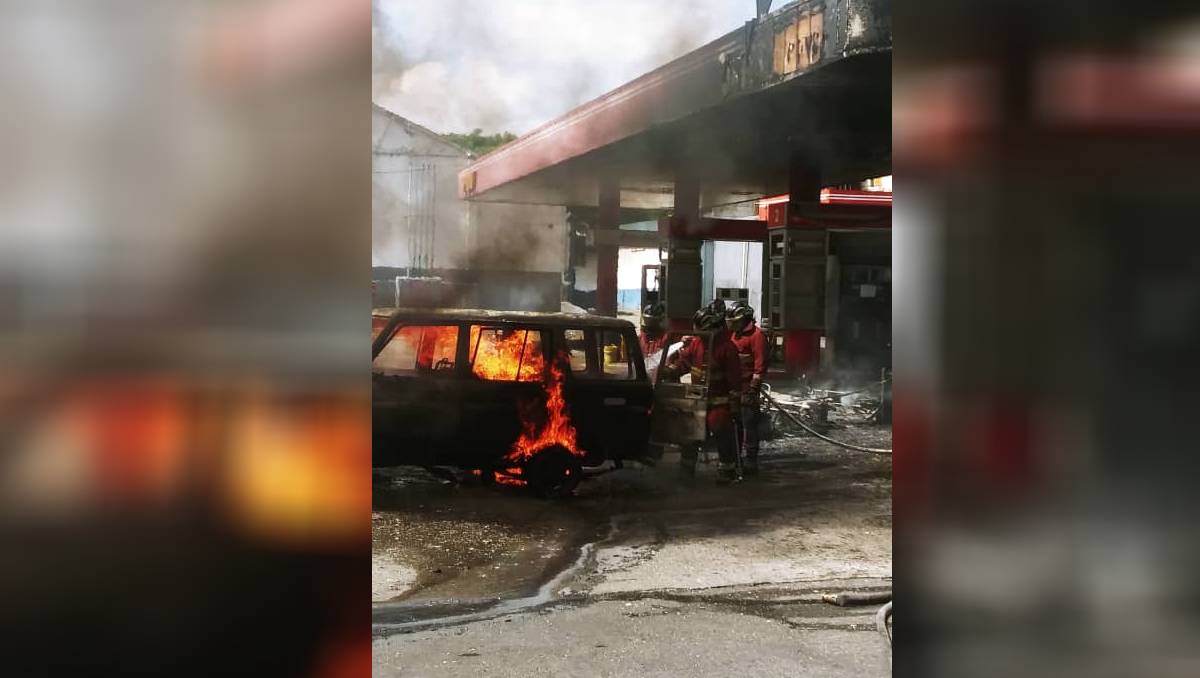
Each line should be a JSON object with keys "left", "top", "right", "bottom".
{"left": 491, "top": 362, "right": 584, "bottom": 486}
{"left": 506, "top": 362, "right": 581, "bottom": 462}
{"left": 493, "top": 467, "right": 528, "bottom": 487}
{"left": 385, "top": 325, "right": 584, "bottom": 487}
{"left": 386, "top": 325, "right": 459, "bottom": 371}
{"left": 468, "top": 327, "right": 543, "bottom": 382}
{"left": 416, "top": 327, "right": 458, "bottom": 370}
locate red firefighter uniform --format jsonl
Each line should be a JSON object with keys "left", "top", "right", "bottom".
{"left": 669, "top": 330, "right": 743, "bottom": 477}
{"left": 675, "top": 329, "right": 743, "bottom": 405}
{"left": 730, "top": 319, "right": 768, "bottom": 467}
{"left": 730, "top": 320, "right": 767, "bottom": 389}
{"left": 639, "top": 330, "right": 668, "bottom": 361}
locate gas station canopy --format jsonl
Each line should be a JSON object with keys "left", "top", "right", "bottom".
{"left": 459, "top": 0, "right": 892, "bottom": 209}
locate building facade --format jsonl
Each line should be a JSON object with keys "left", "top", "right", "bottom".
{"left": 373, "top": 104, "right": 569, "bottom": 312}
{"left": 372, "top": 104, "right": 471, "bottom": 273}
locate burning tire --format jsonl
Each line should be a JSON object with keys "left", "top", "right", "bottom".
{"left": 523, "top": 445, "right": 582, "bottom": 499}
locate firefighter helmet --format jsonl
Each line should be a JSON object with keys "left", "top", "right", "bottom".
{"left": 641, "top": 302, "right": 665, "bottom": 332}
{"left": 641, "top": 302, "right": 665, "bottom": 320}
{"left": 727, "top": 303, "right": 755, "bottom": 323}
{"left": 692, "top": 307, "right": 725, "bottom": 331}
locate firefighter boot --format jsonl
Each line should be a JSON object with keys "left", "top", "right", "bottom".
{"left": 740, "top": 401, "right": 761, "bottom": 477}
{"left": 742, "top": 453, "right": 759, "bottom": 477}
{"left": 716, "top": 462, "right": 739, "bottom": 485}
{"left": 678, "top": 446, "right": 698, "bottom": 484}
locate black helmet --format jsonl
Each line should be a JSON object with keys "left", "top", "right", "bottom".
{"left": 728, "top": 303, "right": 755, "bottom": 323}
{"left": 692, "top": 307, "right": 724, "bottom": 331}
{"left": 641, "top": 302, "right": 665, "bottom": 332}
{"left": 708, "top": 298, "right": 727, "bottom": 316}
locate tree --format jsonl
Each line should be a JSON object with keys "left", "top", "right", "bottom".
{"left": 443, "top": 129, "right": 518, "bottom": 157}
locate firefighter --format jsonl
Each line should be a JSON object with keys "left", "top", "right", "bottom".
{"left": 727, "top": 302, "right": 768, "bottom": 475}
{"left": 638, "top": 302, "right": 668, "bottom": 359}
{"left": 662, "top": 302, "right": 743, "bottom": 483}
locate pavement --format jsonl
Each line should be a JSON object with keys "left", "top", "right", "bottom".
{"left": 372, "top": 407, "right": 892, "bottom": 677}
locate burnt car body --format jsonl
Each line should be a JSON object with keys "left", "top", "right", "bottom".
{"left": 371, "top": 309, "right": 654, "bottom": 490}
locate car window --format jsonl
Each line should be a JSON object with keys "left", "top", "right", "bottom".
{"left": 468, "top": 326, "right": 544, "bottom": 382}
{"left": 562, "top": 329, "right": 588, "bottom": 373}
{"left": 374, "top": 325, "right": 459, "bottom": 375}
{"left": 597, "top": 330, "right": 635, "bottom": 380}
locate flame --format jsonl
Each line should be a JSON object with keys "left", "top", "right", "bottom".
{"left": 490, "top": 362, "right": 584, "bottom": 486}
{"left": 506, "top": 362, "right": 580, "bottom": 462}
{"left": 384, "top": 325, "right": 460, "bottom": 371}
{"left": 493, "top": 467, "right": 528, "bottom": 487}
{"left": 405, "top": 326, "right": 457, "bottom": 370}
{"left": 384, "top": 324, "right": 585, "bottom": 488}
{"left": 468, "top": 327, "right": 542, "bottom": 382}
{"left": 416, "top": 327, "right": 458, "bottom": 370}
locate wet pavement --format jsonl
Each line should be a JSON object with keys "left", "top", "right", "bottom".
{"left": 372, "top": 408, "right": 891, "bottom": 676}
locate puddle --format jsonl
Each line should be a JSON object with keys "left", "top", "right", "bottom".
{"left": 371, "top": 469, "right": 609, "bottom": 626}
{"left": 372, "top": 538, "right": 599, "bottom": 634}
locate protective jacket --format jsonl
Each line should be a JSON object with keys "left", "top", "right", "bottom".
{"left": 639, "top": 330, "right": 668, "bottom": 361}
{"left": 730, "top": 321, "right": 767, "bottom": 392}
{"left": 673, "top": 330, "right": 743, "bottom": 403}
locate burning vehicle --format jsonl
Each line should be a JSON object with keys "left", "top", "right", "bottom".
{"left": 371, "top": 309, "right": 656, "bottom": 497}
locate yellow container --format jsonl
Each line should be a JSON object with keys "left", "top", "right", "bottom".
{"left": 603, "top": 344, "right": 619, "bottom": 365}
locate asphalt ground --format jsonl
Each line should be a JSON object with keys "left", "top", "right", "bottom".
{"left": 372, "top": 407, "right": 892, "bottom": 677}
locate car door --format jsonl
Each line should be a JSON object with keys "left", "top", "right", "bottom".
{"left": 554, "top": 326, "right": 601, "bottom": 463}
{"left": 371, "top": 321, "right": 463, "bottom": 467}
{"left": 648, "top": 330, "right": 712, "bottom": 451}
{"left": 453, "top": 323, "right": 547, "bottom": 469}
{"left": 593, "top": 326, "right": 654, "bottom": 461}
{"left": 559, "top": 326, "right": 653, "bottom": 463}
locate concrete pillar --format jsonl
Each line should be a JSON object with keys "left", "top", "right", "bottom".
{"left": 700, "top": 240, "right": 715, "bottom": 307}
{"left": 787, "top": 156, "right": 821, "bottom": 216}
{"left": 595, "top": 174, "right": 620, "bottom": 316}
{"left": 822, "top": 252, "right": 840, "bottom": 370}
{"left": 674, "top": 168, "right": 701, "bottom": 230}
{"left": 664, "top": 168, "right": 703, "bottom": 330}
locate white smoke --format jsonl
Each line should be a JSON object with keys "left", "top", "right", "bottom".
{"left": 372, "top": 0, "right": 754, "bottom": 135}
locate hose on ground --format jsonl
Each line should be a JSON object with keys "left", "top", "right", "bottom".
{"left": 821, "top": 590, "right": 892, "bottom": 606}
{"left": 876, "top": 601, "right": 892, "bottom": 647}
{"left": 763, "top": 391, "right": 892, "bottom": 455}
{"left": 823, "top": 377, "right": 891, "bottom": 400}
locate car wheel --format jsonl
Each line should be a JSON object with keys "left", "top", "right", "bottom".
{"left": 524, "top": 445, "right": 582, "bottom": 499}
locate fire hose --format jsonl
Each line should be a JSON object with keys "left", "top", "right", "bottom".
{"left": 821, "top": 590, "right": 891, "bottom": 606}
{"left": 820, "top": 377, "right": 891, "bottom": 400}
{"left": 818, "top": 589, "right": 892, "bottom": 650}
{"left": 876, "top": 600, "right": 893, "bottom": 648}
{"left": 762, "top": 390, "right": 892, "bottom": 455}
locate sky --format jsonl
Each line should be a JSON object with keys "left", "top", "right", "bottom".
{"left": 372, "top": 0, "right": 758, "bottom": 136}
